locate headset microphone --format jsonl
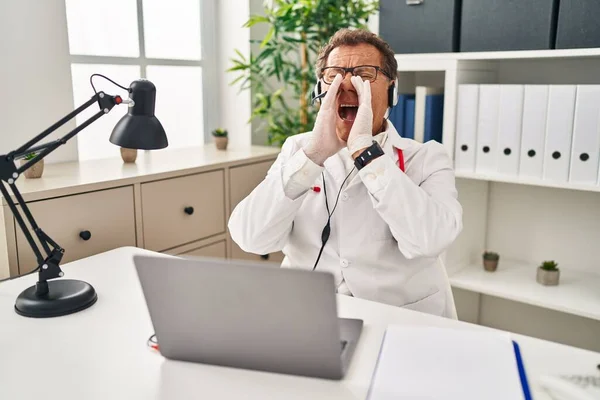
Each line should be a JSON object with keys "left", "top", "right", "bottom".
{"left": 311, "top": 90, "right": 327, "bottom": 105}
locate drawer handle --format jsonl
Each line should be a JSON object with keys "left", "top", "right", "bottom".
{"left": 260, "top": 254, "right": 270, "bottom": 260}
{"left": 184, "top": 206, "right": 195, "bottom": 215}
{"left": 79, "top": 230, "right": 92, "bottom": 241}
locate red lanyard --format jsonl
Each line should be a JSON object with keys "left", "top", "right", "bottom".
{"left": 397, "top": 148, "right": 405, "bottom": 172}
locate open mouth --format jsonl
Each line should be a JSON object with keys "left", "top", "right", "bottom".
{"left": 338, "top": 104, "right": 359, "bottom": 122}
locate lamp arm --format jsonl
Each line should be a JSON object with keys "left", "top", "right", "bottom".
{"left": 11, "top": 92, "right": 122, "bottom": 171}
{"left": 0, "top": 91, "right": 124, "bottom": 293}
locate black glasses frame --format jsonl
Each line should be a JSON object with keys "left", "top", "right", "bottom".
{"left": 319, "top": 65, "right": 393, "bottom": 84}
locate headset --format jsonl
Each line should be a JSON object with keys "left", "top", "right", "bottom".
{"left": 310, "top": 71, "right": 398, "bottom": 271}
{"left": 312, "top": 168, "right": 355, "bottom": 271}
{"left": 311, "top": 73, "right": 399, "bottom": 108}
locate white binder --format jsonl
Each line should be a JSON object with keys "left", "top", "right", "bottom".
{"left": 496, "top": 85, "right": 524, "bottom": 176}
{"left": 543, "top": 85, "right": 576, "bottom": 183}
{"left": 519, "top": 85, "right": 548, "bottom": 179}
{"left": 475, "top": 85, "right": 500, "bottom": 174}
{"left": 454, "top": 85, "right": 479, "bottom": 172}
{"left": 569, "top": 85, "right": 600, "bottom": 185}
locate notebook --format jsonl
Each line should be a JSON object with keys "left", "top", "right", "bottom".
{"left": 367, "top": 326, "right": 532, "bottom": 400}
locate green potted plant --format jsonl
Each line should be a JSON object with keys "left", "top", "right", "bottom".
{"left": 21, "top": 152, "right": 44, "bottom": 179}
{"left": 212, "top": 128, "right": 228, "bottom": 150}
{"left": 228, "top": 0, "right": 378, "bottom": 146}
{"left": 482, "top": 251, "right": 500, "bottom": 272}
{"left": 536, "top": 260, "right": 560, "bottom": 286}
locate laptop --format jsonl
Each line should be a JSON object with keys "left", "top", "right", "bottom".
{"left": 133, "top": 254, "right": 363, "bottom": 380}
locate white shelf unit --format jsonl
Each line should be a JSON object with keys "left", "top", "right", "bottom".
{"left": 450, "top": 260, "right": 600, "bottom": 322}
{"left": 394, "top": 49, "right": 600, "bottom": 353}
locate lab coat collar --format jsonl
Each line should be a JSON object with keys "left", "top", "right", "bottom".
{"left": 383, "top": 119, "right": 414, "bottom": 167}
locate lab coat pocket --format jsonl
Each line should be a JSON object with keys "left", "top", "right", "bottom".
{"left": 401, "top": 289, "right": 445, "bottom": 316}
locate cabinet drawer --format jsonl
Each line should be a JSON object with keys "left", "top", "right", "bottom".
{"left": 229, "top": 160, "right": 279, "bottom": 263}
{"left": 16, "top": 186, "right": 136, "bottom": 274}
{"left": 179, "top": 240, "right": 226, "bottom": 259}
{"left": 142, "top": 170, "right": 225, "bottom": 251}
{"left": 229, "top": 160, "right": 275, "bottom": 209}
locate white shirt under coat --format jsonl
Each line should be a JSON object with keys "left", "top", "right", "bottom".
{"left": 228, "top": 120, "right": 463, "bottom": 318}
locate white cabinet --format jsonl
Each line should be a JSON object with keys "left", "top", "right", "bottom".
{"left": 395, "top": 49, "right": 600, "bottom": 352}
{"left": 0, "top": 146, "right": 280, "bottom": 279}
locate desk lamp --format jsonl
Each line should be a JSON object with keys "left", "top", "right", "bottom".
{"left": 0, "top": 75, "right": 168, "bottom": 318}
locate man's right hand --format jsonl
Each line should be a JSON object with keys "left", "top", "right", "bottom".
{"left": 302, "top": 74, "right": 345, "bottom": 166}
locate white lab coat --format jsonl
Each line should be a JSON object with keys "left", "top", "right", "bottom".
{"left": 228, "top": 121, "right": 463, "bottom": 318}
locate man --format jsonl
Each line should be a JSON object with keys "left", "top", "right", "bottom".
{"left": 228, "top": 29, "right": 463, "bottom": 318}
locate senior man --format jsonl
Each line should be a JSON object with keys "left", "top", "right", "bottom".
{"left": 228, "top": 28, "right": 462, "bottom": 318}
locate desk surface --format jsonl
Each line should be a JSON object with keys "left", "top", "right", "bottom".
{"left": 1, "top": 247, "right": 598, "bottom": 400}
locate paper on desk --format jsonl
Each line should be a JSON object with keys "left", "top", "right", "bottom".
{"left": 367, "top": 326, "right": 526, "bottom": 400}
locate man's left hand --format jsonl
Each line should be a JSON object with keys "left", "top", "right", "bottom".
{"left": 347, "top": 76, "right": 374, "bottom": 159}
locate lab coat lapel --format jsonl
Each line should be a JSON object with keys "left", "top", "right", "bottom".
{"left": 383, "top": 120, "right": 411, "bottom": 166}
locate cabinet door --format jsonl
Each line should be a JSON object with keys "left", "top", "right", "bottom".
{"left": 180, "top": 241, "right": 226, "bottom": 259}
{"left": 141, "top": 170, "right": 225, "bottom": 251}
{"left": 228, "top": 159, "right": 284, "bottom": 263}
{"left": 16, "top": 186, "right": 136, "bottom": 274}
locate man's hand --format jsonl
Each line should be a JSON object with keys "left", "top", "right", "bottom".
{"left": 347, "top": 76, "right": 374, "bottom": 159}
{"left": 303, "top": 74, "right": 345, "bottom": 166}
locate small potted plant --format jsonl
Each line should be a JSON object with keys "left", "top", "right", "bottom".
{"left": 536, "top": 260, "right": 560, "bottom": 286}
{"left": 20, "top": 152, "right": 44, "bottom": 179}
{"left": 212, "top": 128, "right": 228, "bottom": 150}
{"left": 482, "top": 251, "right": 499, "bottom": 272}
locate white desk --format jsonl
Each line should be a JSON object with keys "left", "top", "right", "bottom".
{"left": 1, "top": 247, "right": 598, "bottom": 399}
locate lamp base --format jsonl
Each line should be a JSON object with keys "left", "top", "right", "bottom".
{"left": 14, "top": 279, "right": 97, "bottom": 318}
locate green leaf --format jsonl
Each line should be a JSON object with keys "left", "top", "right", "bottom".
{"left": 261, "top": 26, "right": 275, "bottom": 48}
{"left": 243, "top": 14, "right": 269, "bottom": 28}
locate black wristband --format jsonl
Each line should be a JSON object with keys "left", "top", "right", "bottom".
{"left": 354, "top": 141, "right": 384, "bottom": 170}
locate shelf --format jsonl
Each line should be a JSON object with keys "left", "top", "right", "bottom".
{"left": 449, "top": 260, "right": 600, "bottom": 321}
{"left": 395, "top": 48, "right": 600, "bottom": 62}
{"left": 455, "top": 171, "right": 600, "bottom": 193}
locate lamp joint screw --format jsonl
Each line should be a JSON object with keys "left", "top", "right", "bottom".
{"left": 12, "top": 173, "right": 18, "bottom": 179}
{"left": 58, "top": 272, "right": 64, "bottom": 277}
{"left": 8, "top": 178, "right": 14, "bottom": 184}
{"left": 42, "top": 264, "right": 48, "bottom": 270}
{"left": 103, "top": 108, "right": 109, "bottom": 113}
{"left": 99, "top": 93, "right": 104, "bottom": 98}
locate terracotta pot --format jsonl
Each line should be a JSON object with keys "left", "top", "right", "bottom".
{"left": 120, "top": 148, "right": 138, "bottom": 163}
{"left": 536, "top": 267, "right": 560, "bottom": 286}
{"left": 20, "top": 158, "right": 44, "bottom": 179}
{"left": 483, "top": 259, "right": 498, "bottom": 272}
{"left": 215, "top": 136, "right": 228, "bottom": 150}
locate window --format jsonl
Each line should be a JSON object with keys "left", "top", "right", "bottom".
{"left": 65, "top": 0, "right": 216, "bottom": 161}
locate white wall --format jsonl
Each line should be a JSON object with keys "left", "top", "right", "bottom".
{"left": 217, "top": 0, "right": 252, "bottom": 149}
{"left": 0, "top": 0, "right": 77, "bottom": 163}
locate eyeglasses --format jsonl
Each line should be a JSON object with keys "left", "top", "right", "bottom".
{"left": 320, "top": 65, "right": 392, "bottom": 85}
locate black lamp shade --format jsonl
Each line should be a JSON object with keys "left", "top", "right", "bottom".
{"left": 109, "top": 79, "right": 168, "bottom": 150}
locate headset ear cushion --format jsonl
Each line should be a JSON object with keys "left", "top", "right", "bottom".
{"left": 313, "top": 81, "right": 322, "bottom": 103}
{"left": 388, "top": 79, "right": 399, "bottom": 108}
